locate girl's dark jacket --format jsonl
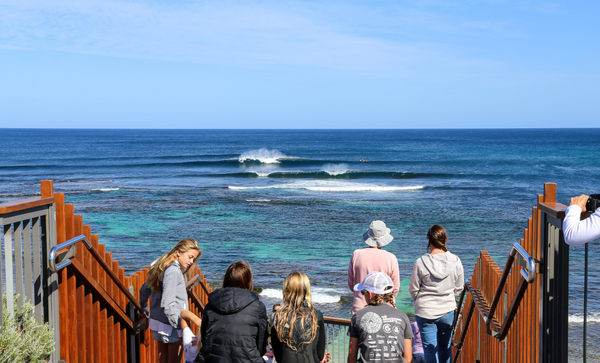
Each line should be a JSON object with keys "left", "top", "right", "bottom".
{"left": 196, "top": 287, "right": 268, "bottom": 363}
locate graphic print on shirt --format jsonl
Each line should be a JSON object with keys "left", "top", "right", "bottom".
{"left": 361, "top": 312, "right": 383, "bottom": 334}
{"left": 357, "top": 310, "right": 410, "bottom": 361}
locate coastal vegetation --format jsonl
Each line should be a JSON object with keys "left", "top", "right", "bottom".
{"left": 0, "top": 294, "right": 54, "bottom": 363}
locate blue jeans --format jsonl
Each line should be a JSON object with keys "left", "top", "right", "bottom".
{"left": 416, "top": 311, "right": 454, "bottom": 363}
{"left": 413, "top": 353, "right": 426, "bottom": 363}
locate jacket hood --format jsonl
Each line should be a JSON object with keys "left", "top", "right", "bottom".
{"left": 208, "top": 287, "right": 259, "bottom": 315}
{"left": 420, "top": 252, "right": 461, "bottom": 280}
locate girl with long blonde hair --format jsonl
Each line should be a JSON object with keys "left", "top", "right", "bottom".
{"left": 271, "top": 272, "right": 328, "bottom": 363}
{"left": 139, "top": 239, "right": 202, "bottom": 363}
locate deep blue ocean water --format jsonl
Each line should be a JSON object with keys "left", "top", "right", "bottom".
{"left": 2, "top": 128, "right": 600, "bottom": 359}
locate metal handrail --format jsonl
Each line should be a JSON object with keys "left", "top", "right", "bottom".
{"left": 486, "top": 242, "right": 536, "bottom": 332}
{"left": 48, "top": 234, "right": 145, "bottom": 314}
{"left": 48, "top": 235, "right": 91, "bottom": 272}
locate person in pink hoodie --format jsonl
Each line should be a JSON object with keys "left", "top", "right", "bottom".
{"left": 347, "top": 220, "right": 400, "bottom": 314}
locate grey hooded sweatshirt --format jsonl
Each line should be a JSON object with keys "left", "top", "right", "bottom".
{"left": 409, "top": 252, "right": 464, "bottom": 320}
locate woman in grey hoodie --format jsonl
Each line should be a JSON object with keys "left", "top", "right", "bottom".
{"left": 409, "top": 225, "right": 464, "bottom": 363}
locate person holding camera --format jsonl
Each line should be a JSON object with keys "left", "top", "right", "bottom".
{"left": 563, "top": 194, "right": 600, "bottom": 245}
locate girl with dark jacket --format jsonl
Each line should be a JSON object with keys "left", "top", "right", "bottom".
{"left": 271, "top": 272, "right": 327, "bottom": 363}
{"left": 197, "top": 260, "right": 268, "bottom": 363}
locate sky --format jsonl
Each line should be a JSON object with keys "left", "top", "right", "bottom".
{"left": 0, "top": 0, "right": 598, "bottom": 129}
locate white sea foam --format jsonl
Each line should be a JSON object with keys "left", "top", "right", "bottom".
{"left": 246, "top": 199, "right": 272, "bottom": 202}
{"left": 260, "top": 287, "right": 341, "bottom": 304}
{"left": 229, "top": 181, "right": 424, "bottom": 192}
{"left": 305, "top": 185, "right": 423, "bottom": 192}
{"left": 249, "top": 171, "right": 272, "bottom": 177}
{"left": 92, "top": 188, "right": 119, "bottom": 192}
{"left": 239, "top": 148, "right": 287, "bottom": 164}
{"left": 322, "top": 163, "right": 349, "bottom": 176}
{"left": 569, "top": 312, "right": 600, "bottom": 323}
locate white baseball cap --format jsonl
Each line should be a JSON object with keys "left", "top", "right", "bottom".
{"left": 353, "top": 271, "right": 394, "bottom": 295}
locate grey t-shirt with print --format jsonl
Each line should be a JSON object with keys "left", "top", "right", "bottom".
{"left": 348, "top": 304, "right": 413, "bottom": 363}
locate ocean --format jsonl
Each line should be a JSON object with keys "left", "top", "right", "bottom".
{"left": 2, "top": 128, "right": 599, "bottom": 360}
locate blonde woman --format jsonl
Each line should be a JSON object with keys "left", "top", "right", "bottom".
{"left": 271, "top": 272, "right": 328, "bottom": 363}
{"left": 139, "top": 239, "right": 202, "bottom": 363}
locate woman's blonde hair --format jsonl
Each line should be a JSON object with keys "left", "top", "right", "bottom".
{"left": 363, "top": 288, "right": 396, "bottom": 308}
{"left": 147, "top": 239, "right": 201, "bottom": 292}
{"left": 274, "top": 272, "right": 318, "bottom": 351}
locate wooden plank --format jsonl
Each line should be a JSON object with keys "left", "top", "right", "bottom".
{"left": 72, "top": 214, "right": 86, "bottom": 363}
{"left": 56, "top": 194, "right": 69, "bottom": 363}
{"left": 82, "top": 225, "right": 94, "bottom": 363}
{"left": 98, "top": 244, "right": 108, "bottom": 363}
{"left": 67, "top": 266, "right": 78, "bottom": 362}
{"left": 0, "top": 196, "right": 55, "bottom": 214}
{"left": 41, "top": 180, "right": 54, "bottom": 197}
{"left": 543, "top": 183, "right": 557, "bottom": 203}
{"left": 119, "top": 268, "right": 128, "bottom": 363}
{"left": 113, "top": 259, "right": 122, "bottom": 363}
{"left": 537, "top": 202, "right": 567, "bottom": 219}
{"left": 90, "top": 234, "right": 100, "bottom": 363}
{"left": 55, "top": 194, "right": 66, "bottom": 244}
{"left": 65, "top": 204, "right": 74, "bottom": 239}
{"left": 76, "top": 275, "right": 87, "bottom": 363}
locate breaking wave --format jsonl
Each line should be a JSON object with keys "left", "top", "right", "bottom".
{"left": 260, "top": 287, "right": 341, "bottom": 304}
{"left": 239, "top": 149, "right": 289, "bottom": 164}
{"left": 569, "top": 312, "right": 600, "bottom": 323}
{"left": 229, "top": 181, "right": 425, "bottom": 192}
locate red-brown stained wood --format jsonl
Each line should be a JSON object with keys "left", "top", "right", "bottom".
{"left": 81, "top": 224, "right": 93, "bottom": 363}
{"left": 544, "top": 182, "right": 557, "bottom": 203}
{"left": 65, "top": 204, "right": 74, "bottom": 239}
{"left": 67, "top": 266, "right": 78, "bottom": 361}
{"left": 119, "top": 269, "right": 128, "bottom": 363}
{"left": 112, "top": 260, "right": 121, "bottom": 363}
{"left": 66, "top": 203, "right": 77, "bottom": 362}
{"left": 0, "top": 196, "right": 55, "bottom": 214}
{"left": 54, "top": 191, "right": 69, "bottom": 363}
{"left": 98, "top": 243, "right": 108, "bottom": 363}
{"left": 41, "top": 180, "right": 54, "bottom": 196}
{"left": 90, "top": 234, "right": 100, "bottom": 363}
{"left": 55, "top": 193, "right": 66, "bottom": 243}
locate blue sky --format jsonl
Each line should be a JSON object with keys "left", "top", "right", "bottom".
{"left": 0, "top": 0, "right": 598, "bottom": 128}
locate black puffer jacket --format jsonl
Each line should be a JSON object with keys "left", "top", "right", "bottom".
{"left": 196, "top": 287, "right": 268, "bottom": 363}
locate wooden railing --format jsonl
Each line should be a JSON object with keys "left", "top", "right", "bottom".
{"left": 451, "top": 183, "right": 584, "bottom": 363}
{"left": 9, "top": 180, "right": 212, "bottom": 363}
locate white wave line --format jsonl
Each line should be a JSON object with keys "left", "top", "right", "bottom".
{"left": 239, "top": 148, "right": 288, "bottom": 164}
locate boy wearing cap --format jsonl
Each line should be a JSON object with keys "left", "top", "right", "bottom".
{"left": 348, "top": 271, "right": 413, "bottom": 363}
{"left": 348, "top": 221, "right": 400, "bottom": 314}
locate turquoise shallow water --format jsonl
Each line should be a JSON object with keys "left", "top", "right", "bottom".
{"left": 2, "top": 129, "right": 600, "bottom": 334}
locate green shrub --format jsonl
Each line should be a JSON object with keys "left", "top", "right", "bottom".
{"left": 0, "top": 293, "right": 55, "bottom": 363}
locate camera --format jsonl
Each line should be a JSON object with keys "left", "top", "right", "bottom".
{"left": 586, "top": 194, "right": 600, "bottom": 212}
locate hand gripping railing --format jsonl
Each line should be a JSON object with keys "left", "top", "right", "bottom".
{"left": 452, "top": 243, "right": 537, "bottom": 362}
{"left": 48, "top": 234, "right": 146, "bottom": 317}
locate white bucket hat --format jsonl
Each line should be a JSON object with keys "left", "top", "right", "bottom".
{"left": 353, "top": 271, "right": 394, "bottom": 295}
{"left": 363, "top": 220, "right": 393, "bottom": 247}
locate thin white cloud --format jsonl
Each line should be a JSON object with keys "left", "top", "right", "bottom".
{"left": 0, "top": 0, "right": 513, "bottom": 72}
